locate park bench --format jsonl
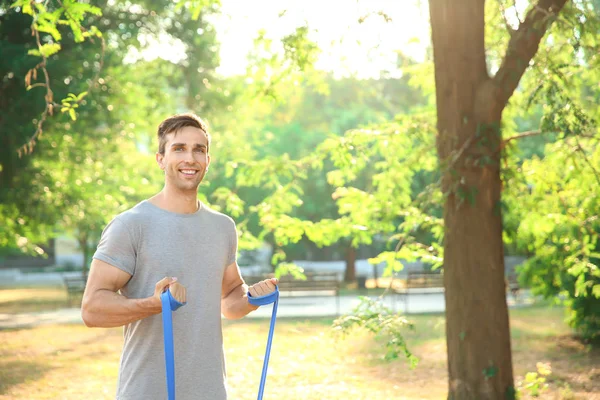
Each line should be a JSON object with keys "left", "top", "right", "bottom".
{"left": 393, "top": 270, "right": 522, "bottom": 312}
{"left": 393, "top": 270, "right": 444, "bottom": 313}
{"left": 243, "top": 271, "right": 341, "bottom": 315}
{"left": 63, "top": 275, "right": 87, "bottom": 307}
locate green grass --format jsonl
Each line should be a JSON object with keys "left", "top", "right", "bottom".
{"left": 0, "top": 287, "right": 72, "bottom": 314}
{"left": 0, "top": 288, "right": 598, "bottom": 399}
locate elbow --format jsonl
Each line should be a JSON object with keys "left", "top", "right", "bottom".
{"left": 221, "top": 303, "right": 254, "bottom": 320}
{"left": 81, "top": 297, "right": 99, "bottom": 327}
{"left": 221, "top": 309, "right": 243, "bottom": 320}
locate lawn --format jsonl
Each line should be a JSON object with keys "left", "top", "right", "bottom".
{"left": 0, "top": 286, "right": 69, "bottom": 314}
{"left": 0, "top": 288, "right": 598, "bottom": 399}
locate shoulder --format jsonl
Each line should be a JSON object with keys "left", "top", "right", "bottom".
{"left": 110, "top": 201, "right": 153, "bottom": 230}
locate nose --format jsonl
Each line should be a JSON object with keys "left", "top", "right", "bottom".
{"left": 183, "top": 149, "right": 195, "bottom": 163}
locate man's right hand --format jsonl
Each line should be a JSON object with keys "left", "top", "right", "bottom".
{"left": 154, "top": 277, "right": 187, "bottom": 305}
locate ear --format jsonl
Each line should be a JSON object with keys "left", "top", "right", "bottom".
{"left": 206, "top": 154, "right": 211, "bottom": 170}
{"left": 156, "top": 152, "right": 165, "bottom": 170}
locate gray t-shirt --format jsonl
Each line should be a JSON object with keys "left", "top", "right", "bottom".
{"left": 93, "top": 200, "right": 237, "bottom": 400}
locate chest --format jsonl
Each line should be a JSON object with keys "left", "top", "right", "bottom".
{"left": 125, "top": 219, "right": 230, "bottom": 297}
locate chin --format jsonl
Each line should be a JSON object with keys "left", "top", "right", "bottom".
{"left": 176, "top": 183, "right": 200, "bottom": 192}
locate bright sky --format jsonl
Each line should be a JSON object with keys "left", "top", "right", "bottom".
{"left": 128, "top": 0, "right": 431, "bottom": 79}
{"left": 211, "top": 0, "right": 431, "bottom": 79}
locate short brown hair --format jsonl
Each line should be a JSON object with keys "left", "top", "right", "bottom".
{"left": 157, "top": 113, "right": 211, "bottom": 154}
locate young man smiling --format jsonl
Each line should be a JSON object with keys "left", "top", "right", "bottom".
{"left": 81, "top": 113, "right": 277, "bottom": 400}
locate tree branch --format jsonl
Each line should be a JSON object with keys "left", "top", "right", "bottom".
{"left": 514, "top": 1, "right": 524, "bottom": 24}
{"left": 16, "top": 0, "right": 106, "bottom": 156}
{"left": 574, "top": 137, "right": 600, "bottom": 186}
{"left": 503, "top": 129, "right": 543, "bottom": 144}
{"left": 504, "top": 129, "right": 598, "bottom": 144}
{"left": 501, "top": 129, "right": 598, "bottom": 152}
{"left": 499, "top": 1, "right": 517, "bottom": 35}
{"left": 493, "top": 0, "right": 569, "bottom": 106}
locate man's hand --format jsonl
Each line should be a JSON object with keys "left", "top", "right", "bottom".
{"left": 154, "top": 277, "right": 187, "bottom": 305}
{"left": 248, "top": 278, "right": 278, "bottom": 298}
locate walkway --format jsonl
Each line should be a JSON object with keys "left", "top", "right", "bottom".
{"left": 0, "top": 291, "right": 531, "bottom": 329}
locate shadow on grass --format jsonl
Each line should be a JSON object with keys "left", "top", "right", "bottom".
{"left": 0, "top": 359, "right": 51, "bottom": 394}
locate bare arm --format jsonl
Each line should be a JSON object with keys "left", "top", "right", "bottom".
{"left": 221, "top": 261, "right": 277, "bottom": 320}
{"left": 81, "top": 258, "right": 185, "bottom": 328}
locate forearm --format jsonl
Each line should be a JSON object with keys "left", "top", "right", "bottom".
{"left": 81, "top": 289, "right": 161, "bottom": 328}
{"left": 221, "top": 284, "right": 258, "bottom": 320}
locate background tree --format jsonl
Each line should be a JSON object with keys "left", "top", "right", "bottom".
{"left": 0, "top": 0, "right": 221, "bottom": 256}
{"left": 427, "top": 0, "right": 600, "bottom": 397}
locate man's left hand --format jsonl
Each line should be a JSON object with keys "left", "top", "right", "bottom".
{"left": 248, "top": 278, "right": 278, "bottom": 298}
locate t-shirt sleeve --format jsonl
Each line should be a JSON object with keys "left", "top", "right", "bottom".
{"left": 93, "top": 216, "right": 137, "bottom": 275}
{"left": 227, "top": 219, "right": 238, "bottom": 266}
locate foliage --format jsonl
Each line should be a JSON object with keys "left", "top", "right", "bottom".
{"left": 517, "top": 362, "right": 552, "bottom": 398}
{"left": 332, "top": 296, "right": 418, "bottom": 366}
{"left": 1, "top": 0, "right": 220, "bottom": 257}
{"left": 499, "top": 0, "right": 600, "bottom": 339}
{"left": 506, "top": 139, "right": 600, "bottom": 340}
{"left": 9, "top": 0, "right": 103, "bottom": 154}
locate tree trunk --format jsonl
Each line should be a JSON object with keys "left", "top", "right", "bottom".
{"left": 428, "top": 0, "right": 568, "bottom": 397}
{"left": 344, "top": 244, "right": 356, "bottom": 283}
{"left": 79, "top": 234, "right": 89, "bottom": 278}
{"left": 429, "top": 1, "right": 513, "bottom": 398}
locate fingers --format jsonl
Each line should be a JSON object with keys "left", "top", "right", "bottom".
{"left": 168, "top": 281, "right": 187, "bottom": 303}
{"left": 154, "top": 277, "right": 186, "bottom": 302}
{"left": 155, "top": 276, "right": 177, "bottom": 294}
{"left": 249, "top": 278, "right": 278, "bottom": 297}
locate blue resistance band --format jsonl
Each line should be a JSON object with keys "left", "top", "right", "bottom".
{"left": 160, "top": 289, "right": 185, "bottom": 400}
{"left": 161, "top": 286, "right": 279, "bottom": 400}
{"left": 247, "top": 286, "right": 280, "bottom": 400}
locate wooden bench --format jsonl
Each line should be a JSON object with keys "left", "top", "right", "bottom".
{"left": 393, "top": 270, "right": 444, "bottom": 313}
{"left": 393, "top": 270, "right": 522, "bottom": 312}
{"left": 244, "top": 271, "right": 341, "bottom": 315}
{"left": 63, "top": 275, "right": 87, "bottom": 307}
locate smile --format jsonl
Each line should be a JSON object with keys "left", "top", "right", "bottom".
{"left": 179, "top": 169, "right": 199, "bottom": 176}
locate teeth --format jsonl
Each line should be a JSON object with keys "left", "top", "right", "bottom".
{"left": 180, "top": 170, "right": 197, "bottom": 175}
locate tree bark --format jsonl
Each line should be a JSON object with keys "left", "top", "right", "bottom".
{"left": 79, "top": 234, "right": 89, "bottom": 278}
{"left": 344, "top": 244, "right": 356, "bottom": 283}
{"left": 427, "top": 0, "right": 567, "bottom": 398}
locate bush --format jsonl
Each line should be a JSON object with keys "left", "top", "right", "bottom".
{"left": 519, "top": 253, "right": 600, "bottom": 342}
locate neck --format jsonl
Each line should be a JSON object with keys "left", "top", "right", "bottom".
{"left": 150, "top": 185, "right": 199, "bottom": 214}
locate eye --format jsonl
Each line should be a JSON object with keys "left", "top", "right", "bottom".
{"left": 194, "top": 148, "right": 206, "bottom": 153}
{"left": 174, "top": 147, "right": 183, "bottom": 152}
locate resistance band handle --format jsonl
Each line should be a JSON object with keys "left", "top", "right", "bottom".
{"left": 164, "top": 289, "right": 186, "bottom": 311}
{"left": 247, "top": 285, "right": 279, "bottom": 306}
{"left": 247, "top": 286, "right": 279, "bottom": 400}
{"left": 161, "top": 289, "right": 186, "bottom": 400}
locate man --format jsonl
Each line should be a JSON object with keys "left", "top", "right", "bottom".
{"left": 81, "top": 113, "right": 277, "bottom": 400}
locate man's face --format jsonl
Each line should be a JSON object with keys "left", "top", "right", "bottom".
{"left": 156, "top": 126, "right": 211, "bottom": 192}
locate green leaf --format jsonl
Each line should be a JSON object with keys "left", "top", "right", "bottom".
{"left": 483, "top": 365, "right": 498, "bottom": 379}
{"left": 593, "top": 285, "right": 600, "bottom": 299}
{"left": 38, "top": 43, "right": 61, "bottom": 58}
